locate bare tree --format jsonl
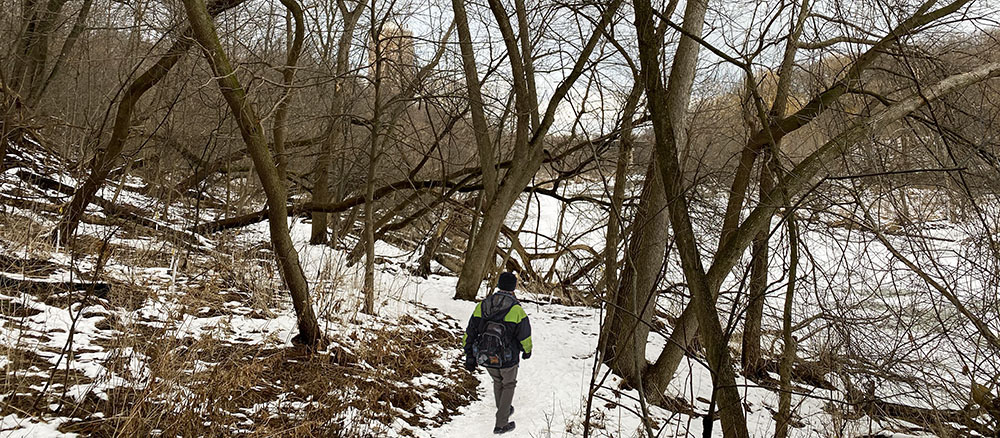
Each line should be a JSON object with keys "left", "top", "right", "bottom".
{"left": 742, "top": 0, "right": 812, "bottom": 378}
{"left": 452, "top": 0, "right": 626, "bottom": 300}
{"left": 181, "top": 0, "right": 321, "bottom": 347}
{"left": 272, "top": 0, "right": 305, "bottom": 185}
{"left": 643, "top": 0, "right": 989, "bottom": 399}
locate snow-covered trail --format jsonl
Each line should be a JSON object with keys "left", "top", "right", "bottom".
{"left": 389, "top": 272, "right": 837, "bottom": 438}
{"left": 287, "top": 218, "right": 645, "bottom": 437}
{"left": 407, "top": 275, "right": 606, "bottom": 438}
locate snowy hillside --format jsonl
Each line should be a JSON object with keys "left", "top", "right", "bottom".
{"left": 2, "top": 140, "right": 998, "bottom": 438}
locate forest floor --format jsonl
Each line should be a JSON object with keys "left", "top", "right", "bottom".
{"left": 1, "top": 141, "right": 991, "bottom": 437}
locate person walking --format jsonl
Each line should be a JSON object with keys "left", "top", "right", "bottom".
{"left": 462, "top": 272, "right": 532, "bottom": 434}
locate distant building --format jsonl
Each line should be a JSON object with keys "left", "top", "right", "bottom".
{"left": 370, "top": 26, "right": 416, "bottom": 91}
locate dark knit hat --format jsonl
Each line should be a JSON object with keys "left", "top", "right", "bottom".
{"left": 497, "top": 272, "right": 517, "bottom": 292}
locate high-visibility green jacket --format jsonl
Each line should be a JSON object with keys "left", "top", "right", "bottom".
{"left": 462, "top": 290, "right": 532, "bottom": 368}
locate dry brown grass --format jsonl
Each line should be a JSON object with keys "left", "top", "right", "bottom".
{"left": 0, "top": 180, "right": 478, "bottom": 438}
{"left": 54, "top": 318, "right": 478, "bottom": 437}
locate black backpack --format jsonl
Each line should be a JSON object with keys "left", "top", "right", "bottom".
{"left": 473, "top": 293, "right": 516, "bottom": 368}
{"left": 474, "top": 320, "right": 510, "bottom": 367}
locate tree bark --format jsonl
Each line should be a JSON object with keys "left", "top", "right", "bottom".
{"left": 634, "top": 0, "right": 703, "bottom": 399}
{"left": 706, "top": 61, "right": 1000, "bottom": 357}
{"left": 416, "top": 210, "right": 451, "bottom": 278}
{"left": 775, "top": 214, "right": 799, "bottom": 438}
{"left": 451, "top": 0, "right": 497, "bottom": 205}
{"left": 741, "top": 152, "right": 773, "bottom": 377}
{"left": 10, "top": 0, "right": 69, "bottom": 98}
{"left": 741, "top": 0, "right": 809, "bottom": 380}
{"left": 181, "top": 0, "right": 321, "bottom": 347}
{"left": 597, "top": 82, "right": 641, "bottom": 369}
{"left": 31, "top": 0, "right": 93, "bottom": 104}
{"left": 715, "top": 0, "right": 971, "bottom": 252}
{"left": 363, "top": 14, "right": 387, "bottom": 315}
{"left": 647, "top": 0, "right": 974, "bottom": 396}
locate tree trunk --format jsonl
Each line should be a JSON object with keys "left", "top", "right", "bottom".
{"left": 416, "top": 211, "right": 451, "bottom": 278}
{"left": 741, "top": 0, "right": 810, "bottom": 379}
{"left": 597, "top": 83, "right": 641, "bottom": 369}
{"left": 636, "top": 0, "right": 703, "bottom": 399}
{"left": 452, "top": 0, "right": 624, "bottom": 300}
{"left": 741, "top": 153, "right": 773, "bottom": 377}
{"left": 309, "top": 140, "right": 332, "bottom": 244}
{"left": 691, "top": 62, "right": 1000, "bottom": 431}
{"left": 181, "top": 0, "right": 321, "bottom": 347}
{"left": 449, "top": 0, "right": 495, "bottom": 286}
{"left": 363, "top": 17, "right": 385, "bottom": 316}
{"left": 775, "top": 214, "right": 799, "bottom": 438}
{"left": 52, "top": 37, "right": 192, "bottom": 243}
{"left": 0, "top": 83, "right": 19, "bottom": 173}
{"left": 638, "top": 12, "right": 1000, "bottom": 429}
{"left": 311, "top": 0, "right": 365, "bottom": 245}
{"left": 10, "top": 0, "right": 69, "bottom": 98}
{"left": 363, "top": 146, "right": 377, "bottom": 314}
{"left": 454, "top": 191, "right": 509, "bottom": 300}
{"left": 451, "top": 0, "right": 497, "bottom": 204}
{"left": 30, "top": 0, "right": 93, "bottom": 104}
{"left": 272, "top": 0, "right": 304, "bottom": 186}
{"left": 348, "top": 191, "right": 421, "bottom": 265}
{"left": 648, "top": 0, "right": 811, "bottom": 393}
{"left": 599, "top": 160, "right": 668, "bottom": 388}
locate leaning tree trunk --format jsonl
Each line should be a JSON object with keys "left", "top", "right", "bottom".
{"left": 452, "top": 0, "right": 624, "bottom": 301}
{"left": 416, "top": 209, "right": 451, "bottom": 278}
{"left": 597, "top": 82, "right": 641, "bottom": 367}
{"left": 451, "top": 0, "right": 497, "bottom": 205}
{"left": 52, "top": 37, "right": 192, "bottom": 244}
{"left": 644, "top": 30, "right": 1000, "bottom": 438}
{"left": 181, "top": 0, "right": 321, "bottom": 347}
{"left": 454, "top": 177, "right": 527, "bottom": 300}
{"left": 645, "top": 0, "right": 812, "bottom": 394}
{"left": 635, "top": 0, "right": 704, "bottom": 401}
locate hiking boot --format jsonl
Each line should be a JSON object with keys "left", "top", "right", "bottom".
{"left": 494, "top": 421, "right": 515, "bottom": 434}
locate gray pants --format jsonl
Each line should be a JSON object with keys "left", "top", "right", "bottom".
{"left": 486, "top": 364, "right": 518, "bottom": 428}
